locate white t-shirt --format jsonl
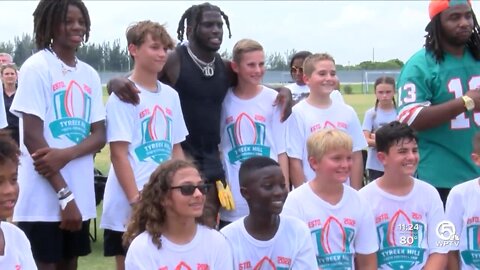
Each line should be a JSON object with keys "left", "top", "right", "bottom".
{"left": 125, "top": 224, "right": 233, "bottom": 270}
{"left": 282, "top": 183, "right": 378, "bottom": 269}
{"left": 11, "top": 49, "right": 105, "bottom": 222}
{"left": 331, "top": 90, "right": 345, "bottom": 104}
{"left": 286, "top": 83, "right": 344, "bottom": 104}
{"left": 219, "top": 86, "right": 286, "bottom": 222}
{"left": 101, "top": 81, "right": 188, "bottom": 232}
{"left": 0, "top": 83, "right": 7, "bottom": 128}
{"left": 446, "top": 178, "right": 480, "bottom": 270}
{"left": 362, "top": 107, "right": 397, "bottom": 172}
{"left": 359, "top": 178, "right": 448, "bottom": 269}
{"left": 220, "top": 215, "right": 318, "bottom": 269}
{"left": 0, "top": 222, "right": 37, "bottom": 270}
{"left": 286, "top": 99, "right": 367, "bottom": 182}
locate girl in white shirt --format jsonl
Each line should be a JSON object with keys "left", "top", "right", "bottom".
{"left": 123, "top": 159, "right": 233, "bottom": 270}
{"left": 0, "top": 136, "right": 36, "bottom": 270}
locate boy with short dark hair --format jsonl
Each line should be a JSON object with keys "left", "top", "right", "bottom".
{"left": 221, "top": 156, "right": 317, "bottom": 269}
{"left": 100, "top": 20, "right": 188, "bottom": 269}
{"left": 283, "top": 129, "right": 378, "bottom": 269}
{"left": 359, "top": 121, "right": 447, "bottom": 269}
{"left": 446, "top": 131, "right": 480, "bottom": 270}
{"left": 0, "top": 134, "right": 36, "bottom": 269}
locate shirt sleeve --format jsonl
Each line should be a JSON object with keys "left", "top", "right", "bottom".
{"left": 124, "top": 235, "right": 151, "bottom": 270}
{"left": 397, "top": 56, "right": 432, "bottom": 126}
{"left": 362, "top": 108, "right": 374, "bottom": 132}
{"left": 445, "top": 185, "right": 463, "bottom": 252}
{"left": 427, "top": 185, "right": 449, "bottom": 254}
{"left": 87, "top": 68, "right": 106, "bottom": 123}
{"left": 272, "top": 105, "right": 286, "bottom": 154}
{"left": 282, "top": 190, "right": 304, "bottom": 220}
{"left": 10, "top": 58, "right": 50, "bottom": 120}
{"left": 106, "top": 93, "right": 135, "bottom": 143}
{"left": 354, "top": 196, "right": 379, "bottom": 254}
{"left": 347, "top": 107, "right": 368, "bottom": 152}
{"left": 285, "top": 111, "right": 305, "bottom": 160}
{"left": 171, "top": 91, "right": 188, "bottom": 144}
{"left": 330, "top": 90, "right": 345, "bottom": 104}
{"left": 292, "top": 220, "right": 318, "bottom": 269}
{"left": 213, "top": 232, "right": 235, "bottom": 269}
{"left": 19, "top": 228, "right": 38, "bottom": 270}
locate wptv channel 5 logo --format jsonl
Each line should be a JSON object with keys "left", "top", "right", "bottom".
{"left": 436, "top": 220, "right": 460, "bottom": 247}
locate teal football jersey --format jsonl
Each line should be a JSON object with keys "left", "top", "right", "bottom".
{"left": 397, "top": 48, "right": 480, "bottom": 188}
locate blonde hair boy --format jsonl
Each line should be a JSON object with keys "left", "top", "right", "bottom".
{"left": 283, "top": 128, "right": 378, "bottom": 269}
{"left": 286, "top": 52, "right": 367, "bottom": 189}
{"left": 307, "top": 128, "right": 352, "bottom": 161}
{"left": 302, "top": 53, "right": 335, "bottom": 78}
{"left": 232, "top": 39, "right": 263, "bottom": 63}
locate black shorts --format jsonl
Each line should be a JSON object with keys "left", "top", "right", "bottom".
{"left": 103, "top": 229, "right": 127, "bottom": 257}
{"left": 17, "top": 221, "right": 91, "bottom": 263}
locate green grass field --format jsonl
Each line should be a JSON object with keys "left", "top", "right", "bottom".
{"left": 78, "top": 84, "right": 376, "bottom": 269}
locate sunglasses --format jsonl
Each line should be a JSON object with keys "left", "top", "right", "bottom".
{"left": 170, "top": 183, "right": 211, "bottom": 196}
{"left": 291, "top": 66, "right": 303, "bottom": 73}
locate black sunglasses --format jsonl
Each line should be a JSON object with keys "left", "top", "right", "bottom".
{"left": 291, "top": 66, "right": 303, "bottom": 73}
{"left": 170, "top": 183, "right": 211, "bottom": 196}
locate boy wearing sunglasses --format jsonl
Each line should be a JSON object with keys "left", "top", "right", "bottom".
{"left": 220, "top": 156, "right": 317, "bottom": 269}
{"left": 100, "top": 21, "right": 188, "bottom": 269}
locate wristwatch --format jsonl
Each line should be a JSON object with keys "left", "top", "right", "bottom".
{"left": 462, "top": 96, "right": 475, "bottom": 111}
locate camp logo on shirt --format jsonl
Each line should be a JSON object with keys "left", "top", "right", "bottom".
{"left": 135, "top": 105, "right": 172, "bottom": 163}
{"left": 237, "top": 256, "right": 291, "bottom": 269}
{"left": 310, "top": 216, "right": 355, "bottom": 269}
{"left": 310, "top": 121, "right": 347, "bottom": 133}
{"left": 376, "top": 210, "right": 426, "bottom": 269}
{"left": 226, "top": 112, "right": 269, "bottom": 164}
{"left": 157, "top": 262, "right": 209, "bottom": 270}
{"left": 50, "top": 80, "right": 92, "bottom": 144}
{"left": 461, "top": 220, "right": 480, "bottom": 268}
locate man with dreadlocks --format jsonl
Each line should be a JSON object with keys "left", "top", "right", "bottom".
{"left": 10, "top": 0, "right": 106, "bottom": 269}
{"left": 397, "top": 0, "right": 480, "bottom": 205}
{"left": 109, "top": 2, "right": 292, "bottom": 229}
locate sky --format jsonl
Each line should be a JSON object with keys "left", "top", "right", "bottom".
{"left": 1, "top": 1, "right": 479, "bottom": 66}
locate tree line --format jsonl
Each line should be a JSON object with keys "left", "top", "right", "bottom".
{"left": 1, "top": 33, "right": 403, "bottom": 71}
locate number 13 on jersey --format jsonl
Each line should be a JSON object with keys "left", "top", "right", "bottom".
{"left": 398, "top": 77, "right": 480, "bottom": 129}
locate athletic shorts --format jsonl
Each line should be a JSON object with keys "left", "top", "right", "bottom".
{"left": 103, "top": 229, "right": 127, "bottom": 256}
{"left": 17, "top": 221, "right": 91, "bottom": 263}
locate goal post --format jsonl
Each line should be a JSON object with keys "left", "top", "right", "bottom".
{"left": 362, "top": 70, "right": 401, "bottom": 94}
